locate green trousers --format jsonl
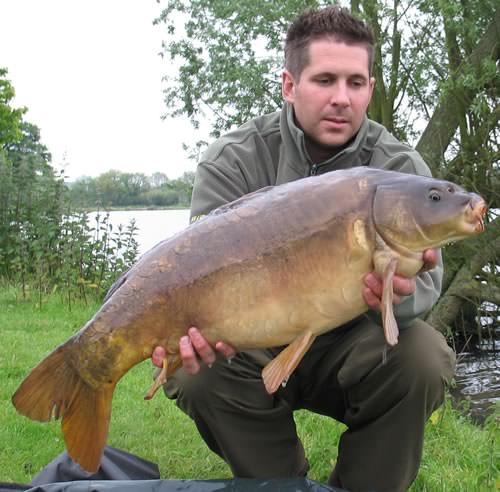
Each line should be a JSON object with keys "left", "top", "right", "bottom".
{"left": 164, "top": 316, "right": 456, "bottom": 492}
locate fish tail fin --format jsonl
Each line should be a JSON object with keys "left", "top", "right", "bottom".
{"left": 62, "top": 381, "right": 113, "bottom": 473}
{"left": 12, "top": 345, "right": 113, "bottom": 473}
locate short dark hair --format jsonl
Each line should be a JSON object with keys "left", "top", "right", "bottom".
{"left": 284, "top": 6, "right": 375, "bottom": 79}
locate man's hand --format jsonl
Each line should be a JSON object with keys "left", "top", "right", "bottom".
{"left": 152, "top": 327, "right": 236, "bottom": 375}
{"left": 363, "top": 249, "right": 438, "bottom": 311}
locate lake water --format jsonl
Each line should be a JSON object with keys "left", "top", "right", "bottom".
{"left": 96, "top": 209, "right": 498, "bottom": 421}
{"left": 450, "top": 348, "right": 499, "bottom": 423}
{"left": 89, "top": 209, "right": 191, "bottom": 255}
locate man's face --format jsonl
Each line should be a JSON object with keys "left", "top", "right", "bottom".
{"left": 283, "top": 39, "right": 375, "bottom": 160}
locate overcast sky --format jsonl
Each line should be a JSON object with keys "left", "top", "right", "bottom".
{"left": 1, "top": 0, "right": 201, "bottom": 180}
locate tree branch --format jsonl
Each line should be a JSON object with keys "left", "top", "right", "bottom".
{"left": 416, "top": 8, "right": 500, "bottom": 173}
{"left": 456, "top": 281, "right": 500, "bottom": 307}
{"left": 426, "top": 216, "right": 500, "bottom": 333}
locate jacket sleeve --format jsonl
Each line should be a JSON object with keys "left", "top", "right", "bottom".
{"left": 370, "top": 134, "right": 443, "bottom": 326}
{"left": 394, "top": 252, "right": 443, "bottom": 327}
{"left": 190, "top": 160, "right": 250, "bottom": 223}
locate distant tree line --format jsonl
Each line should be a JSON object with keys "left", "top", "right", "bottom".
{"left": 67, "top": 170, "right": 194, "bottom": 209}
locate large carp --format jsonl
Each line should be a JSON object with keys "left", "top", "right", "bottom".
{"left": 12, "top": 168, "right": 486, "bottom": 473}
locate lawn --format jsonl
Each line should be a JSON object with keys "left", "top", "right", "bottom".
{"left": 0, "top": 286, "right": 497, "bottom": 490}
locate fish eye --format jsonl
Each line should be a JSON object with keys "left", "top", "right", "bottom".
{"left": 429, "top": 191, "right": 441, "bottom": 202}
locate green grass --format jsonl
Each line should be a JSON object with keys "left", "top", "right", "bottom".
{"left": 1, "top": 286, "right": 498, "bottom": 490}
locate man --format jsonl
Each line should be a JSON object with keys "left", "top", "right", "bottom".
{"left": 153, "top": 6, "right": 455, "bottom": 492}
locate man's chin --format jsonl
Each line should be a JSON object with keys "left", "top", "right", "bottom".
{"left": 314, "top": 133, "right": 354, "bottom": 150}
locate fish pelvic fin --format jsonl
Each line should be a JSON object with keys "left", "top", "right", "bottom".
{"left": 262, "top": 330, "right": 316, "bottom": 394}
{"left": 381, "top": 257, "right": 399, "bottom": 346}
{"left": 12, "top": 344, "right": 113, "bottom": 474}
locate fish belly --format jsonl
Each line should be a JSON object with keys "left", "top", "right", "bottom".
{"left": 184, "top": 226, "right": 373, "bottom": 349}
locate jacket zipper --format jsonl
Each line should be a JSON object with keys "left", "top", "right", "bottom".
{"left": 310, "top": 160, "right": 368, "bottom": 176}
{"left": 310, "top": 163, "right": 327, "bottom": 176}
{"left": 310, "top": 164, "right": 319, "bottom": 176}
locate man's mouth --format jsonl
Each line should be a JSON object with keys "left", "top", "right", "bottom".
{"left": 323, "top": 116, "right": 349, "bottom": 126}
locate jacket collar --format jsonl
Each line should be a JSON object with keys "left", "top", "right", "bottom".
{"left": 276, "top": 102, "right": 370, "bottom": 184}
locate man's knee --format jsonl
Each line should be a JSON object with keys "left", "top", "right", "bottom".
{"left": 339, "top": 317, "right": 456, "bottom": 417}
{"left": 398, "top": 319, "right": 456, "bottom": 381}
{"left": 392, "top": 319, "right": 456, "bottom": 409}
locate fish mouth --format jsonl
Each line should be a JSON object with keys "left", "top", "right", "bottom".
{"left": 467, "top": 196, "right": 487, "bottom": 233}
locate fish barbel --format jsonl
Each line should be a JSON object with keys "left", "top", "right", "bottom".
{"left": 12, "top": 167, "right": 487, "bottom": 473}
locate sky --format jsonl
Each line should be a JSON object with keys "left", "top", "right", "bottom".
{"left": 0, "top": 0, "right": 202, "bottom": 181}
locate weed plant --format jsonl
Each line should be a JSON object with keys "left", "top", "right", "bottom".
{"left": 6, "top": 208, "right": 138, "bottom": 308}
{"left": 1, "top": 154, "right": 138, "bottom": 306}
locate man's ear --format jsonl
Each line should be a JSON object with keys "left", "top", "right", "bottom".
{"left": 282, "top": 70, "right": 296, "bottom": 103}
{"left": 368, "top": 77, "right": 376, "bottom": 100}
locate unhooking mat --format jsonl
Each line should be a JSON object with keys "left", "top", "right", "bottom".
{"left": 0, "top": 446, "right": 345, "bottom": 492}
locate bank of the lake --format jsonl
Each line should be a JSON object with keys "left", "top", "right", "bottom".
{"left": 1, "top": 287, "right": 497, "bottom": 489}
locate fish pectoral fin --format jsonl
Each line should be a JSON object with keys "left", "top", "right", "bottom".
{"left": 144, "top": 357, "right": 169, "bottom": 401}
{"left": 381, "top": 257, "right": 399, "bottom": 346}
{"left": 262, "top": 330, "right": 316, "bottom": 394}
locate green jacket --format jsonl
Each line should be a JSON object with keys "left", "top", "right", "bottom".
{"left": 190, "top": 102, "right": 443, "bottom": 326}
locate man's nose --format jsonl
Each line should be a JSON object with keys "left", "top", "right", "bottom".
{"left": 329, "top": 81, "right": 350, "bottom": 107}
